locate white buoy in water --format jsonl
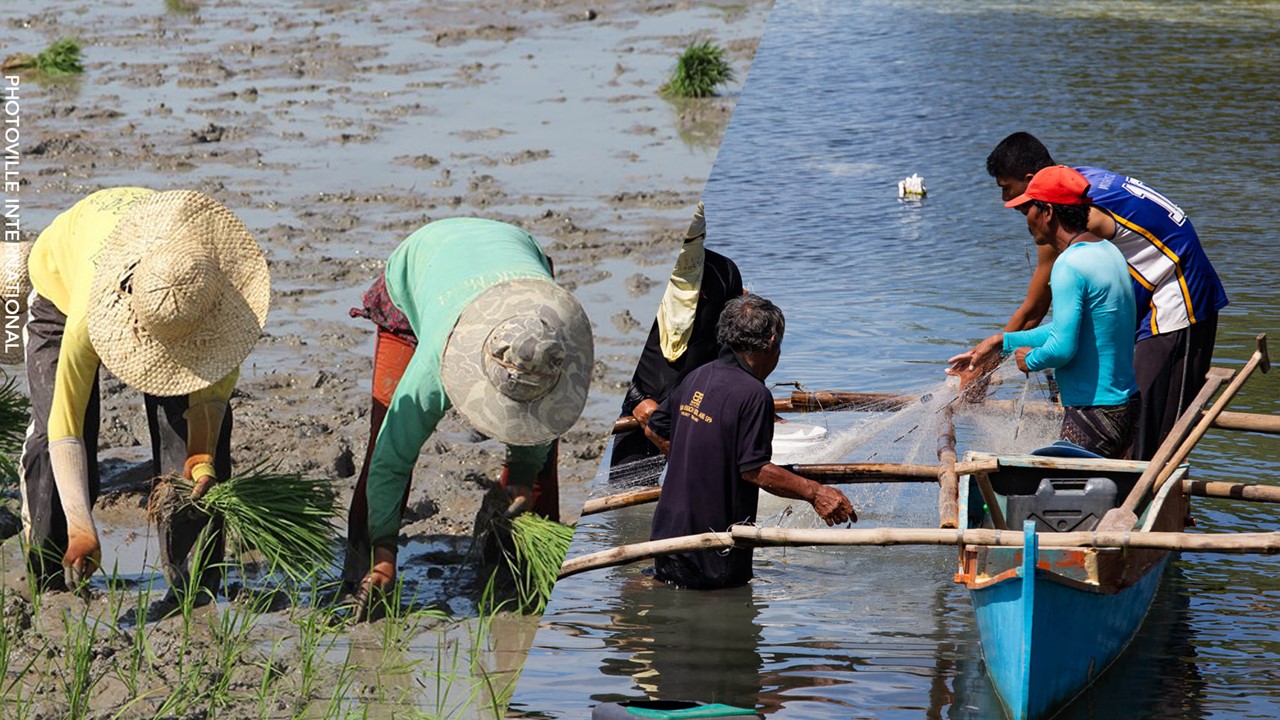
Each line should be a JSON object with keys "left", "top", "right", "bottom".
{"left": 897, "top": 173, "right": 927, "bottom": 199}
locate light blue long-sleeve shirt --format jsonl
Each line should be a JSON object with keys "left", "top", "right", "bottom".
{"left": 1004, "top": 239, "right": 1138, "bottom": 408}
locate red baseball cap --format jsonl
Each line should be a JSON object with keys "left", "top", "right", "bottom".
{"left": 1004, "top": 165, "right": 1091, "bottom": 208}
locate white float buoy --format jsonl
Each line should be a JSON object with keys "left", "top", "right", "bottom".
{"left": 897, "top": 173, "right": 927, "bottom": 199}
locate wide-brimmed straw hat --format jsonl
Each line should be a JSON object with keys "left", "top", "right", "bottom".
{"left": 88, "top": 191, "right": 270, "bottom": 396}
{"left": 0, "top": 240, "right": 32, "bottom": 365}
{"left": 441, "top": 279, "right": 593, "bottom": 445}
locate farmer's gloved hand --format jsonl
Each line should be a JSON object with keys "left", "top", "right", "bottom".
{"left": 684, "top": 200, "right": 706, "bottom": 242}
{"left": 49, "top": 438, "right": 101, "bottom": 588}
{"left": 354, "top": 546, "right": 397, "bottom": 622}
{"left": 184, "top": 453, "right": 218, "bottom": 501}
{"left": 64, "top": 533, "right": 102, "bottom": 590}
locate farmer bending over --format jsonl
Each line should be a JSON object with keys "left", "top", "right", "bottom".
{"left": 949, "top": 167, "right": 1140, "bottom": 459}
{"left": 21, "top": 189, "right": 269, "bottom": 598}
{"left": 344, "top": 218, "right": 593, "bottom": 615}
{"left": 645, "top": 294, "right": 854, "bottom": 590}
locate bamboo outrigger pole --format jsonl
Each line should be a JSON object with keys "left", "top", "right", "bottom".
{"left": 578, "top": 459, "right": 1001, "bottom": 517}
{"left": 937, "top": 404, "right": 960, "bottom": 529}
{"left": 611, "top": 392, "right": 1060, "bottom": 435}
{"left": 558, "top": 525, "right": 1280, "bottom": 580}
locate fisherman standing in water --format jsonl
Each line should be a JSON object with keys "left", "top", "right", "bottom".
{"left": 646, "top": 294, "right": 853, "bottom": 589}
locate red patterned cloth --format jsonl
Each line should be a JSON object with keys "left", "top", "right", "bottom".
{"left": 350, "top": 274, "right": 417, "bottom": 344}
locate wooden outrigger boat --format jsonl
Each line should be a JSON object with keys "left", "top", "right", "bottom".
{"left": 954, "top": 334, "right": 1270, "bottom": 719}
{"left": 566, "top": 334, "right": 1275, "bottom": 720}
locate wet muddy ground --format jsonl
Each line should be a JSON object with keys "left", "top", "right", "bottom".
{"left": 0, "top": 0, "right": 769, "bottom": 715}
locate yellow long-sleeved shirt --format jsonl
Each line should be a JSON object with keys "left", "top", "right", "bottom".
{"left": 28, "top": 187, "right": 236, "bottom": 442}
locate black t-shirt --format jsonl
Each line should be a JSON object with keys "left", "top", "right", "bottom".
{"left": 648, "top": 347, "right": 774, "bottom": 589}
{"left": 622, "top": 249, "right": 744, "bottom": 415}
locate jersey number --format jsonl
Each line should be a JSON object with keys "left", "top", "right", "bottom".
{"left": 1122, "top": 177, "right": 1187, "bottom": 226}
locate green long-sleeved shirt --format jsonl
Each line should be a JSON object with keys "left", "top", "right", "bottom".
{"left": 366, "top": 218, "right": 553, "bottom": 547}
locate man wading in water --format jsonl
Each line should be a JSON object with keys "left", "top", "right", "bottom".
{"left": 645, "top": 294, "right": 854, "bottom": 590}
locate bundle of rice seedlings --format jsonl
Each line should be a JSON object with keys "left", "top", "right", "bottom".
{"left": 1, "top": 38, "right": 85, "bottom": 76}
{"left": 661, "top": 39, "right": 735, "bottom": 99}
{"left": 166, "top": 461, "right": 339, "bottom": 584}
{"left": 0, "top": 373, "right": 30, "bottom": 483}
{"left": 498, "top": 512, "right": 575, "bottom": 614}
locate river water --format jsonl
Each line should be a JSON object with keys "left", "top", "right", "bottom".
{"left": 510, "top": 1, "right": 1280, "bottom": 718}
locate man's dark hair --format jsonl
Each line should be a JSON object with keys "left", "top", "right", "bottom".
{"left": 987, "top": 132, "right": 1056, "bottom": 179}
{"left": 717, "top": 294, "right": 784, "bottom": 352}
{"left": 1033, "top": 200, "right": 1091, "bottom": 234}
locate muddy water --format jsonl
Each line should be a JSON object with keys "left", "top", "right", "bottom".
{"left": 511, "top": 1, "right": 1280, "bottom": 717}
{"left": 1, "top": 0, "right": 774, "bottom": 716}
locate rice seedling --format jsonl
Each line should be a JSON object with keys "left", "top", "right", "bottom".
{"left": 661, "top": 39, "right": 735, "bottom": 99}
{"left": 0, "top": 372, "right": 29, "bottom": 483}
{"left": 113, "top": 573, "right": 157, "bottom": 699}
{"left": 253, "top": 638, "right": 285, "bottom": 719}
{"left": 207, "top": 587, "right": 273, "bottom": 711}
{"left": 292, "top": 587, "right": 344, "bottom": 706}
{"left": 0, "top": 579, "right": 42, "bottom": 708}
{"left": 165, "top": 461, "right": 339, "bottom": 584}
{"left": 320, "top": 648, "right": 360, "bottom": 719}
{"left": 496, "top": 513, "right": 574, "bottom": 614}
{"left": 0, "top": 38, "right": 85, "bottom": 76}
{"left": 60, "top": 606, "right": 101, "bottom": 720}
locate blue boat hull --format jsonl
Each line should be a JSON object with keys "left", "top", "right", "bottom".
{"left": 970, "top": 550, "right": 1169, "bottom": 719}
{"left": 957, "top": 454, "right": 1187, "bottom": 720}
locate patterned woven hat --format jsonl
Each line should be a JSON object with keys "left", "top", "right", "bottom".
{"left": 0, "top": 240, "right": 32, "bottom": 365}
{"left": 441, "top": 279, "right": 593, "bottom": 445}
{"left": 88, "top": 191, "right": 270, "bottom": 396}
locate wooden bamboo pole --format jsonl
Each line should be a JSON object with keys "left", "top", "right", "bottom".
{"left": 1184, "top": 481, "right": 1280, "bottom": 504}
{"left": 937, "top": 404, "right": 959, "bottom": 529}
{"left": 788, "top": 391, "right": 915, "bottom": 412}
{"left": 580, "top": 487, "right": 661, "bottom": 516}
{"left": 558, "top": 524, "right": 1280, "bottom": 579}
{"left": 558, "top": 531, "right": 733, "bottom": 579}
{"left": 731, "top": 525, "right": 1280, "bottom": 554}
{"left": 577, "top": 459, "right": 1002, "bottom": 517}
{"left": 1096, "top": 366, "right": 1234, "bottom": 532}
{"left": 1151, "top": 335, "right": 1270, "bottom": 498}
{"left": 1211, "top": 411, "right": 1280, "bottom": 436}
{"left": 610, "top": 393, "right": 1062, "bottom": 434}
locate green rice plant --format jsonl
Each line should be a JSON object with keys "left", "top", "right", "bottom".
{"left": 497, "top": 513, "right": 574, "bottom": 614}
{"left": 60, "top": 607, "right": 101, "bottom": 720}
{"left": 168, "top": 461, "right": 339, "bottom": 584}
{"left": 112, "top": 571, "right": 157, "bottom": 699}
{"left": 0, "top": 38, "right": 85, "bottom": 76}
{"left": 254, "top": 638, "right": 285, "bottom": 719}
{"left": 0, "top": 372, "right": 29, "bottom": 483}
{"left": 320, "top": 648, "right": 360, "bottom": 719}
{"left": 661, "top": 39, "right": 735, "bottom": 99}
{"left": 292, "top": 587, "right": 343, "bottom": 707}
{"left": 206, "top": 586, "right": 274, "bottom": 711}
{"left": 0, "top": 579, "right": 43, "bottom": 704}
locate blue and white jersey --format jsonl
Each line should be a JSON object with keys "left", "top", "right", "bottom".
{"left": 1077, "top": 167, "right": 1228, "bottom": 342}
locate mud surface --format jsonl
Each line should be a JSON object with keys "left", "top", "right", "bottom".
{"left": 0, "top": 0, "right": 769, "bottom": 715}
